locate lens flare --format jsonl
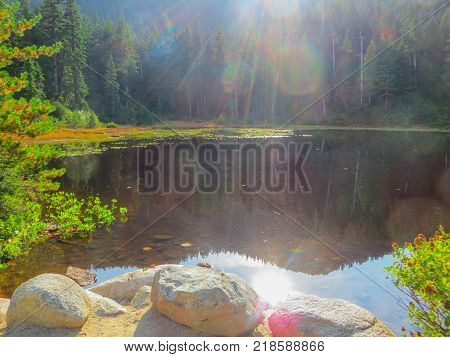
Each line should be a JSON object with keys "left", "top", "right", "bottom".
{"left": 222, "top": 61, "right": 253, "bottom": 95}
{"left": 277, "top": 42, "right": 324, "bottom": 97}
{"left": 258, "top": 0, "right": 300, "bottom": 19}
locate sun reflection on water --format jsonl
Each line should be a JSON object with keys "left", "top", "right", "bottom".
{"left": 250, "top": 269, "right": 295, "bottom": 305}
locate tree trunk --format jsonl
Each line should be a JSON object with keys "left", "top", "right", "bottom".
{"left": 413, "top": 52, "right": 418, "bottom": 88}
{"left": 322, "top": 97, "right": 327, "bottom": 118}
{"left": 332, "top": 24, "right": 336, "bottom": 83}
{"left": 360, "top": 31, "right": 364, "bottom": 106}
{"left": 53, "top": 57, "right": 59, "bottom": 98}
{"left": 234, "top": 85, "right": 238, "bottom": 122}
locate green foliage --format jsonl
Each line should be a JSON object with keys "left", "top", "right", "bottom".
{"left": 61, "top": 0, "right": 88, "bottom": 109}
{"left": 0, "top": 2, "right": 59, "bottom": 135}
{"left": 104, "top": 55, "right": 120, "bottom": 120}
{"left": 23, "top": 116, "right": 58, "bottom": 136}
{"left": 386, "top": 227, "right": 450, "bottom": 337}
{"left": 0, "top": 140, "right": 52, "bottom": 262}
{"left": 0, "top": 3, "right": 127, "bottom": 264}
{"left": 54, "top": 102, "right": 100, "bottom": 128}
{"left": 105, "top": 121, "right": 119, "bottom": 128}
{"left": 44, "top": 192, "right": 127, "bottom": 240}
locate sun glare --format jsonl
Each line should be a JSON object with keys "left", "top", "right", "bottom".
{"left": 258, "top": 0, "right": 300, "bottom": 19}
{"left": 251, "top": 269, "right": 294, "bottom": 305}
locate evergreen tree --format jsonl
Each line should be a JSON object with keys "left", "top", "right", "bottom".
{"left": 8, "top": 0, "right": 46, "bottom": 100}
{"left": 442, "top": 39, "right": 450, "bottom": 96}
{"left": 18, "top": 0, "right": 33, "bottom": 19}
{"left": 104, "top": 55, "right": 120, "bottom": 120}
{"left": 375, "top": 49, "right": 399, "bottom": 108}
{"left": 364, "top": 39, "right": 378, "bottom": 105}
{"left": 211, "top": 28, "right": 226, "bottom": 115}
{"left": 39, "top": 0, "right": 64, "bottom": 98}
{"left": 0, "top": 2, "right": 58, "bottom": 134}
{"left": 61, "top": 0, "right": 88, "bottom": 109}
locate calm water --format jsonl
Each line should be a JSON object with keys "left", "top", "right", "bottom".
{"left": 1, "top": 130, "right": 449, "bottom": 335}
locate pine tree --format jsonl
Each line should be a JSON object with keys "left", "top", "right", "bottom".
{"left": 113, "top": 18, "right": 138, "bottom": 76}
{"left": 0, "top": 2, "right": 58, "bottom": 133}
{"left": 211, "top": 29, "right": 226, "bottom": 115}
{"left": 375, "top": 49, "right": 399, "bottom": 108}
{"left": 364, "top": 39, "right": 378, "bottom": 105}
{"left": 18, "top": 0, "right": 33, "bottom": 19}
{"left": 104, "top": 55, "right": 120, "bottom": 120}
{"left": 7, "top": 0, "right": 46, "bottom": 100}
{"left": 39, "top": 0, "right": 64, "bottom": 98}
{"left": 61, "top": 0, "right": 88, "bottom": 109}
{"left": 442, "top": 39, "right": 450, "bottom": 97}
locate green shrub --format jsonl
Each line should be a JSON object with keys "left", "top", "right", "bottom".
{"left": 44, "top": 192, "right": 127, "bottom": 240}
{"left": 0, "top": 144, "right": 47, "bottom": 262}
{"left": 0, "top": 139, "right": 128, "bottom": 264}
{"left": 386, "top": 227, "right": 449, "bottom": 336}
{"left": 105, "top": 121, "right": 119, "bottom": 128}
{"left": 23, "top": 117, "right": 59, "bottom": 137}
{"left": 54, "top": 102, "right": 100, "bottom": 129}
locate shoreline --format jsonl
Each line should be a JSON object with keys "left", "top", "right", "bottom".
{"left": 4, "top": 122, "right": 449, "bottom": 145}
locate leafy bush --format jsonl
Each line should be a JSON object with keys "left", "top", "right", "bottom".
{"left": 105, "top": 121, "right": 119, "bottom": 128}
{"left": 386, "top": 227, "right": 449, "bottom": 336}
{"left": 23, "top": 117, "right": 58, "bottom": 137}
{"left": 44, "top": 192, "right": 127, "bottom": 240}
{"left": 0, "top": 143, "right": 47, "bottom": 262}
{"left": 54, "top": 102, "right": 100, "bottom": 129}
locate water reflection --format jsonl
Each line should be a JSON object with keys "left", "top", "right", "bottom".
{"left": 181, "top": 252, "right": 408, "bottom": 333}
{"left": 0, "top": 130, "right": 448, "bottom": 336}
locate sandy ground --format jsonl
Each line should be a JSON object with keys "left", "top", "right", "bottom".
{"left": 0, "top": 302, "right": 271, "bottom": 337}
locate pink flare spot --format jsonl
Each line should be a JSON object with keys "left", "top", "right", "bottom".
{"left": 268, "top": 310, "right": 303, "bottom": 337}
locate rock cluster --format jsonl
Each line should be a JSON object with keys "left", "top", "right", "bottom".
{"left": 2, "top": 265, "right": 394, "bottom": 337}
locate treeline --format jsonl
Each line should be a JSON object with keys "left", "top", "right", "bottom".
{"left": 11, "top": 0, "right": 450, "bottom": 126}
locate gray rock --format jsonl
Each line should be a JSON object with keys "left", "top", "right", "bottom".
{"left": 130, "top": 286, "right": 152, "bottom": 309}
{"left": 0, "top": 298, "right": 10, "bottom": 323}
{"left": 89, "top": 265, "right": 176, "bottom": 303}
{"left": 66, "top": 266, "right": 96, "bottom": 286}
{"left": 6, "top": 274, "right": 91, "bottom": 329}
{"left": 86, "top": 291, "right": 126, "bottom": 316}
{"left": 268, "top": 294, "right": 393, "bottom": 337}
{"left": 151, "top": 265, "right": 262, "bottom": 336}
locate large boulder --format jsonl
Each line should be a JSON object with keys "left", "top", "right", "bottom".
{"left": 89, "top": 265, "right": 176, "bottom": 303}
{"left": 151, "top": 265, "right": 262, "bottom": 336}
{"left": 268, "top": 294, "right": 393, "bottom": 337}
{"left": 86, "top": 291, "right": 126, "bottom": 317}
{"left": 6, "top": 274, "right": 91, "bottom": 329}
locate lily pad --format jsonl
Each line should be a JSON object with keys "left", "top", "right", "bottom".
{"left": 152, "top": 234, "right": 174, "bottom": 241}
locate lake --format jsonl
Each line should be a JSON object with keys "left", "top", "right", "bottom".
{"left": 1, "top": 129, "right": 448, "bottom": 335}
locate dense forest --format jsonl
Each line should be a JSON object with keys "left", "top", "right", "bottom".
{"left": 3, "top": 0, "right": 450, "bottom": 128}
